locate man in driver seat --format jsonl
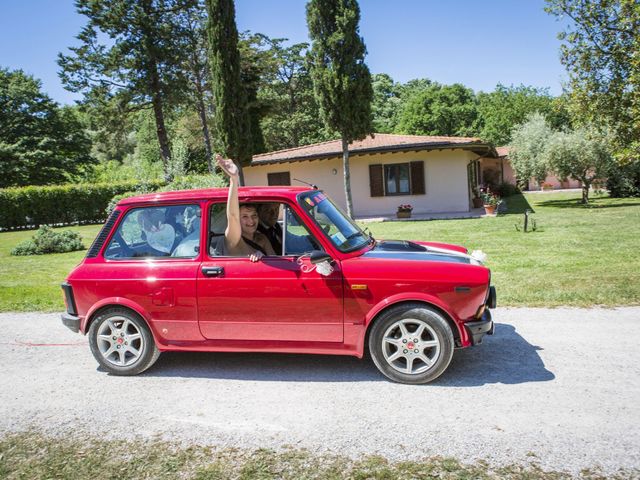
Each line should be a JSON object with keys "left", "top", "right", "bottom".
{"left": 257, "top": 203, "right": 282, "bottom": 254}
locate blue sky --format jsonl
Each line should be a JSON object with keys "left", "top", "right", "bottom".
{"left": 0, "top": 0, "right": 569, "bottom": 105}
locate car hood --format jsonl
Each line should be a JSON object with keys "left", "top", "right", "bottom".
{"left": 364, "top": 240, "right": 484, "bottom": 265}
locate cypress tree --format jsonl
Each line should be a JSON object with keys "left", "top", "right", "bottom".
{"left": 206, "top": 0, "right": 251, "bottom": 184}
{"left": 307, "top": 0, "right": 373, "bottom": 218}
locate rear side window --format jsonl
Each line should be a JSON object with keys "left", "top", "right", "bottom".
{"left": 104, "top": 204, "right": 201, "bottom": 259}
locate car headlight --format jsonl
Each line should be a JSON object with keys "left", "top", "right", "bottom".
{"left": 470, "top": 249, "right": 487, "bottom": 265}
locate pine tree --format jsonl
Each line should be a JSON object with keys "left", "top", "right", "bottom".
{"left": 206, "top": 0, "right": 251, "bottom": 184}
{"left": 306, "top": 0, "right": 373, "bottom": 218}
{"left": 58, "top": 0, "right": 198, "bottom": 182}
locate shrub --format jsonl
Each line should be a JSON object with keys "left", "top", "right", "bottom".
{"left": 104, "top": 175, "right": 224, "bottom": 216}
{"left": 494, "top": 182, "right": 520, "bottom": 198}
{"left": 160, "top": 174, "right": 226, "bottom": 192}
{"left": 105, "top": 191, "right": 137, "bottom": 216}
{"left": 11, "top": 225, "right": 85, "bottom": 256}
{"left": 0, "top": 181, "right": 164, "bottom": 230}
{"left": 606, "top": 160, "right": 640, "bottom": 197}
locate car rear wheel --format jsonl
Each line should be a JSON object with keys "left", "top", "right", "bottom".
{"left": 88, "top": 307, "right": 160, "bottom": 375}
{"left": 369, "top": 304, "right": 454, "bottom": 384}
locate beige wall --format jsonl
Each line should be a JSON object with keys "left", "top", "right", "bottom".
{"left": 527, "top": 174, "right": 582, "bottom": 190}
{"left": 480, "top": 158, "right": 517, "bottom": 186}
{"left": 497, "top": 159, "right": 581, "bottom": 190}
{"left": 245, "top": 149, "right": 479, "bottom": 217}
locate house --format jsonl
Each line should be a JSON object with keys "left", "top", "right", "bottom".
{"left": 244, "top": 134, "right": 580, "bottom": 218}
{"left": 245, "top": 133, "right": 497, "bottom": 218}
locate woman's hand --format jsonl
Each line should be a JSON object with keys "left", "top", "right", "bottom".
{"left": 249, "top": 250, "right": 264, "bottom": 262}
{"left": 215, "top": 154, "right": 239, "bottom": 178}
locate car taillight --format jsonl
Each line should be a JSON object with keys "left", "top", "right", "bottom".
{"left": 61, "top": 283, "right": 78, "bottom": 315}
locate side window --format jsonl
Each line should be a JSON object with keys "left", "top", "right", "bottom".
{"left": 207, "top": 202, "right": 318, "bottom": 257}
{"left": 104, "top": 204, "right": 201, "bottom": 259}
{"left": 283, "top": 206, "right": 320, "bottom": 256}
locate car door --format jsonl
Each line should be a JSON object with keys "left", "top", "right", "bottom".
{"left": 197, "top": 202, "right": 344, "bottom": 342}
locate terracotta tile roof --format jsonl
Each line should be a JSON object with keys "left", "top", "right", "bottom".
{"left": 496, "top": 146, "right": 510, "bottom": 157}
{"left": 251, "top": 133, "right": 496, "bottom": 165}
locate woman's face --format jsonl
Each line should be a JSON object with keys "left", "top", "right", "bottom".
{"left": 239, "top": 205, "right": 259, "bottom": 237}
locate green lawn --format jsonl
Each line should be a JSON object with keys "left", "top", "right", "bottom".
{"left": 0, "top": 224, "right": 101, "bottom": 312}
{"left": 0, "top": 191, "right": 638, "bottom": 312}
{"left": 366, "top": 191, "right": 640, "bottom": 307}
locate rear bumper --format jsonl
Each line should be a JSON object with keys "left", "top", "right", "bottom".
{"left": 61, "top": 312, "right": 80, "bottom": 333}
{"left": 464, "top": 309, "right": 494, "bottom": 345}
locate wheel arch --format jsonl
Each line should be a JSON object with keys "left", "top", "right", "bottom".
{"left": 83, "top": 298, "right": 156, "bottom": 341}
{"left": 363, "top": 298, "right": 462, "bottom": 357}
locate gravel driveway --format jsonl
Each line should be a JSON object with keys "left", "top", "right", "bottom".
{"left": 1, "top": 307, "right": 638, "bottom": 475}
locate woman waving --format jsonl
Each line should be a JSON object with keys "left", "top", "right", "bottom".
{"left": 215, "top": 155, "right": 275, "bottom": 262}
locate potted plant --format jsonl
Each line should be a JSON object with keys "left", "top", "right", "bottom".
{"left": 396, "top": 204, "right": 413, "bottom": 218}
{"left": 480, "top": 190, "right": 502, "bottom": 216}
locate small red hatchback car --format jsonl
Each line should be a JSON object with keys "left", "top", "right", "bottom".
{"left": 61, "top": 187, "right": 495, "bottom": 384}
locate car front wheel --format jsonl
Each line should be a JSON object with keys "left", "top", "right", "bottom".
{"left": 369, "top": 304, "right": 454, "bottom": 384}
{"left": 88, "top": 307, "right": 160, "bottom": 375}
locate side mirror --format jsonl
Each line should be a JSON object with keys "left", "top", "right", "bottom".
{"left": 297, "top": 251, "right": 334, "bottom": 276}
{"left": 309, "top": 250, "right": 332, "bottom": 265}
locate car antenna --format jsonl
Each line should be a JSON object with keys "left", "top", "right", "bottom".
{"left": 293, "top": 178, "right": 318, "bottom": 189}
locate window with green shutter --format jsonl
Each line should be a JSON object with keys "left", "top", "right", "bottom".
{"left": 369, "top": 161, "right": 425, "bottom": 197}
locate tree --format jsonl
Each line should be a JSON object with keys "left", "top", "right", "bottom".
{"left": 257, "top": 39, "right": 332, "bottom": 151}
{"left": 206, "top": 0, "right": 252, "bottom": 184}
{"left": 396, "top": 78, "right": 433, "bottom": 101}
{"left": 475, "top": 84, "right": 570, "bottom": 146}
{"left": 307, "top": 0, "right": 373, "bottom": 218}
{"left": 508, "top": 113, "right": 555, "bottom": 188}
{"left": 544, "top": 128, "right": 612, "bottom": 204}
{"left": 397, "top": 83, "right": 477, "bottom": 137}
{"left": 178, "top": 4, "right": 215, "bottom": 173}
{"left": 546, "top": 0, "right": 640, "bottom": 161}
{"left": 371, "top": 73, "right": 402, "bottom": 133}
{"left": 0, "top": 68, "right": 93, "bottom": 187}
{"left": 58, "top": 0, "right": 197, "bottom": 181}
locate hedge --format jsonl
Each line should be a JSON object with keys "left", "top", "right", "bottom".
{"left": 0, "top": 181, "right": 164, "bottom": 230}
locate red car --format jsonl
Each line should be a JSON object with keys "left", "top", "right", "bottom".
{"left": 61, "top": 187, "right": 495, "bottom": 384}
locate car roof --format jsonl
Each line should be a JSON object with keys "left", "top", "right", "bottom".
{"left": 117, "top": 186, "right": 314, "bottom": 206}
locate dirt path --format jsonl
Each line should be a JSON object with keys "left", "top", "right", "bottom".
{"left": 1, "top": 307, "right": 638, "bottom": 475}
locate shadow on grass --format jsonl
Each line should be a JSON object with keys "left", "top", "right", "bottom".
{"left": 138, "top": 322, "right": 554, "bottom": 387}
{"left": 502, "top": 193, "right": 535, "bottom": 215}
{"left": 535, "top": 198, "right": 640, "bottom": 209}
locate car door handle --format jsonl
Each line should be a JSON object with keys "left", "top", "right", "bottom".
{"left": 202, "top": 266, "right": 224, "bottom": 277}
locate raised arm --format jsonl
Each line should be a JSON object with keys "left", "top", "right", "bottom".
{"left": 215, "top": 155, "right": 242, "bottom": 249}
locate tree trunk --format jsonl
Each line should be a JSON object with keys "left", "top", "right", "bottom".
{"left": 150, "top": 88, "right": 172, "bottom": 183}
{"left": 235, "top": 160, "right": 245, "bottom": 186}
{"left": 342, "top": 136, "right": 354, "bottom": 218}
{"left": 581, "top": 181, "right": 590, "bottom": 204}
{"left": 140, "top": 1, "right": 172, "bottom": 183}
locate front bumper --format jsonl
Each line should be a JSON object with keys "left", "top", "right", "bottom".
{"left": 61, "top": 312, "right": 80, "bottom": 333}
{"left": 464, "top": 309, "right": 494, "bottom": 345}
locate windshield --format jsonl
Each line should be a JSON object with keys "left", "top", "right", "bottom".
{"left": 298, "top": 191, "right": 370, "bottom": 253}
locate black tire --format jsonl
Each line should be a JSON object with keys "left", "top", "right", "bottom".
{"left": 88, "top": 307, "right": 160, "bottom": 375}
{"left": 368, "top": 303, "right": 454, "bottom": 384}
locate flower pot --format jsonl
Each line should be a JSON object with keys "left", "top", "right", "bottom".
{"left": 483, "top": 205, "right": 496, "bottom": 215}
{"left": 396, "top": 211, "right": 412, "bottom": 219}
{"left": 472, "top": 197, "right": 484, "bottom": 208}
